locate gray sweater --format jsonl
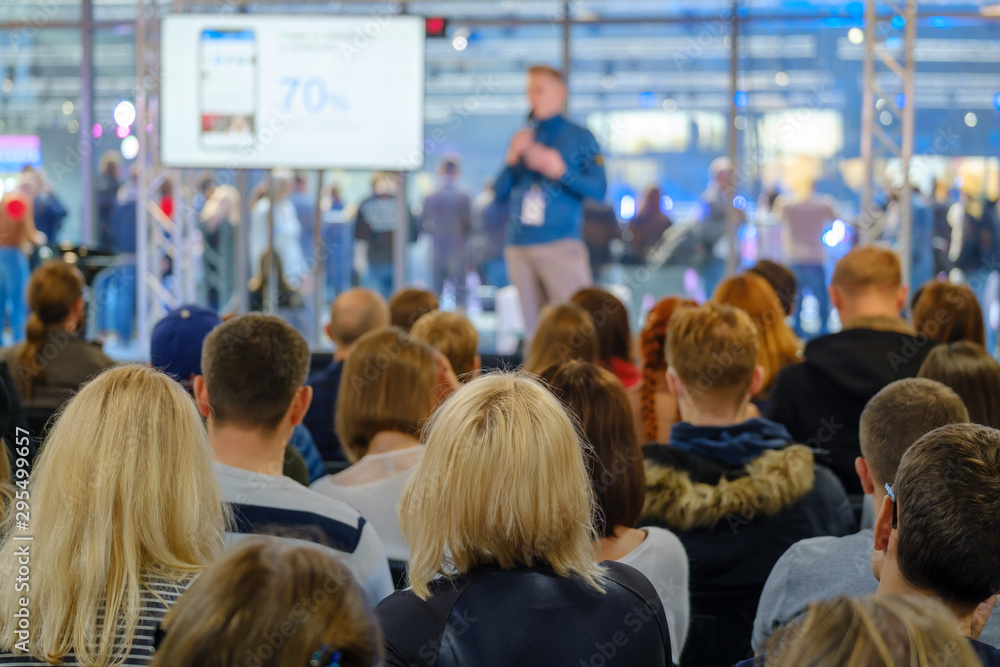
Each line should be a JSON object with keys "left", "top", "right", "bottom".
{"left": 753, "top": 529, "right": 1000, "bottom": 651}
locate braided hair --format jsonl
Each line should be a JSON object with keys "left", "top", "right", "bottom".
{"left": 638, "top": 296, "right": 697, "bottom": 442}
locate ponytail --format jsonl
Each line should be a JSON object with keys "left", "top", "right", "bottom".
{"left": 16, "top": 313, "right": 46, "bottom": 401}
{"left": 638, "top": 297, "right": 697, "bottom": 443}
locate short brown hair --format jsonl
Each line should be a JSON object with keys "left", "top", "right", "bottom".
{"left": 918, "top": 341, "right": 1000, "bottom": 429}
{"left": 667, "top": 302, "right": 758, "bottom": 404}
{"left": 570, "top": 287, "right": 633, "bottom": 364}
{"left": 895, "top": 423, "right": 1000, "bottom": 612}
{"left": 336, "top": 327, "right": 439, "bottom": 461}
{"left": 201, "top": 314, "right": 310, "bottom": 431}
{"left": 748, "top": 260, "right": 796, "bottom": 317}
{"left": 151, "top": 539, "right": 382, "bottom": 667}
{"left": 912, "top": 282, "right": 985, "bottom": 348}
{"left": 410, "top": 310, "right": 479, "bottom": 382}
{"left": 831, "top": 246, "right": 901, "bottom": 296}
{"left": 858, "top": 378, "right": 969, "bottom": 485}
{"left": 523, "top": 303, "right": 598, "bottom": 374}
{"left": 539, "top": 361, "right": 644, "bottom": 538}
{"left": 527, "top": 64, "right": 566, "bottom": 85}
{"left": 389, "top": 288, "right": 438, "bottom": 332}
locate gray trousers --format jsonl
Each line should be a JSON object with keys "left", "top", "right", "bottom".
{"left": 504, "top": 238, "right": 592, "bottom": 342}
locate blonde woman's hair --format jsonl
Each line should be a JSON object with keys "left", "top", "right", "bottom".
{"left": 767, "top": 595, "right": 982, "bottom": 667}
{"left": 150, "top": 538, "right": 383, "bottom": 667}
{"left": 337, "top": 327, "right": 440, "bottom": 462}
{"left": 400, "top": 372, "right": 604, "bottom": 600}
{"left": 713, "top": 272, "right": 802, "bottom": 395}
{"left": 523, "top": 302, "right": 599, "bottom": 374}
{"left": 0, "top": 365, "right": 228, "bottom": 666}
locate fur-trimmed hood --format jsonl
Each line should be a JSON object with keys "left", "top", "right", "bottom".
{"left": 642, "top": 445, "right": 816, "bottom": 532}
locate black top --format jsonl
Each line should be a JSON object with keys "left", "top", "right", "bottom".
{"left": 375, "top": 561, "right": 671, "bottom": 667}
{"left": 766, "top": 326, "right": 931, "bottom": 494}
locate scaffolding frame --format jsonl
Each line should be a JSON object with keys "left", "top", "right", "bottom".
{"left": 859, "top": 0, "right": 917, "bottom": 285}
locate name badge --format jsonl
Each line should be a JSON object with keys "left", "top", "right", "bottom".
{"left": 521, "top": 185, "right": 546, "bottom": 227}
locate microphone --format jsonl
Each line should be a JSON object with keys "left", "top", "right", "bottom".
{"left": 526, "top": 111, "right": 539, "bottom": 133}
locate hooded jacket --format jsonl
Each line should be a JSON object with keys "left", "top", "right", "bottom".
{"left": 765, "top": 321, "right": 931, "bottom": 494}
{"left": 641, "top": 419, "right": 855, "bottom": 591}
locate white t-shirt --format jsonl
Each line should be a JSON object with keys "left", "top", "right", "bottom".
{"left": 311, "top": 447, "right": 424, "bottom": 562}
{"left": 213, "top": 462, "right": 394, "bottom": 606}
{"left": 617, "top": 526, "right": 690, "bottom": 664}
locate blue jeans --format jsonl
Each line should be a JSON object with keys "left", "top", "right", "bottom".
{"left": 0, "top": 247, "right": 28, "bottom": 343}
{"left": 792, "top": 263, "right": 830, "bottom": 338}
{"left": 362, "top": 262, "right": 394, "bottom": 300}
{"left": 484, "top": 258, "right": 508, "bottom": 289}
{"left": 94, "top": 262, "right": 136, "bottom": 340}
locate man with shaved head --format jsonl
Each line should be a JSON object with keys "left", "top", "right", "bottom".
{"left": 303, "top": 287, "right": 390, "bottom": 461}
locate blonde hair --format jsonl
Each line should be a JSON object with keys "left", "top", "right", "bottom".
{"left": 0, "top": 365, "right": 227, "bottom": 666}
{"left": 337, "top": 327, "right": 439, "bottom": 462}
{"left": 523, "top": 303, "right": 599, "bottom": 374}
{"left": 831, "top": 245, "right": 902, "bottom": 296}
{"left": 150, "top": 539, "right": 382, "bottom": 667}
{"left": 767, "top": 595, "right": 982, "bottom": 667}
{"left": 400, "top": 372, "right": 604, "bottom": 600}
{"left": 667, "top": 303, "right": 759, "bottom": 405}
{"left": 713, "top": 273, "right": 802, "bottom": 395}
{"left": 410, "top": 310, "right": 479, "bottom": 382}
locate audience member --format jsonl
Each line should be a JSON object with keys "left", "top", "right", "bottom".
{"left": 767, "top": 246, "right": 930, "bottom": 494}
{"left": 713, "top": 273, "right": 802, "bottom": 405}
{"left": 872, "top": 424, "right": 1000, "bottom": 661}
{"left": 150, "top": 304, "right": 323, "bottom": 484}
{"left": 2, "top": 260, "right": 113, "bottom": 411}
{"left": 410, "top": 310, "right": 481, "bottom": 382}
{"left": 304, "top": 288, "right": 390, "bottom": 462}
{"left": 0, "top": 366, "right": 226, "bottom": 666}
{"left": 570, "top": 287, "right": 641, "bottom": 390}
{"left": 375, "top": 373, "right": 672, "bottom": 666}
{"left": 194, "top": 313, "right": 393, "bottom": 605}
{"left": 311, "top": 327, "right": 457, "bottom": 563}
{"left": 751, "top": 378, "right": 991, "bottom": 650}
{"left": 540, "top": 360, "right": 689, "bottom": 664}
{"left": 912, "top": 281, "right": 985, "bottom": 348}
{"left": 745, "top": 595, "right": 984, "bottom": 667}
{"left": 919, "top": 341, "right": 1000, "bottom": 429}
{"left": 641, "top": 302, "right": 853, "bottom": 665}
{"left": 748, "top": 260, "right": 797, "bottom": 317}
{"left": 388, "top": 288, "right": 438, "bottom": 332}
{"left": 150, "top": 539, "right": 383, "bottom": 667}
{"left": 625, "top": 185, "right": 672, "bottom": 262}
{"left": 0, "top": 188, "right": 41, "bottom": 342}
{"left": 635, "top": 296, "right": 697, "bottom": 444}
{"left": 521, "top": 302, "right": 598, "bottom": 374}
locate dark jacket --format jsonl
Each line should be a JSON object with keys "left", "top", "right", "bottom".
{"left": 766, "top": 321, "right": 931, "bottom": 494}
{"left": 376, "top": 561, "right": 670, "bottom": 667}
{"left": 303, "top": 360, "right": 345, "bottom": 462}
{"left": 1, "top": 331, "right": 114, "bottom": 412}
{"left": 640, "top": 422, "right": 853, "bottom": 666}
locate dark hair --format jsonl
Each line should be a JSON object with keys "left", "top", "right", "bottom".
{"left": 389, "top": 288, "right": 438, "bottom": 332}
{"left": 17, "top": 261, "right": 84, "bottom": 400}
{"left": 749, "top": 260, "right": 797, "bottom": 317}
{"left": 912, "top": 282, "right": 985, "bottom": 348}
{"left": 859, "top": 378, "right": 969, "bottom": 485}
{"left": 918, "top": 341, "right": 1000, "bottom": 429}
{"left": 570, "top": 287, "right": 632, "bottom": 365}
{"left": 201, "top": 313, "right": 310, "bottom": 431}
{"left": 539, "top": 360, "right": 644, "bottom": 538}
{"left": 895, "top": 423, "right": 1000, "bottom": 612}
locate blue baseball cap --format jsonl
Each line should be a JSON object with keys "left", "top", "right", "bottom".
{"left": 150, "top": 304, "right": 222, "bottom": 385}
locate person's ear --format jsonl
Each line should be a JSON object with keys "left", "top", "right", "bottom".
{"left": 873, "top": 494, "right": 895, "bottom": 553}
{"left": 748, "top": 365, "right": 765, "bottom": 398}
{"left": 856, "top": 456, "right": 876, "bottom": 495}
{"left": 666, "top": 368, "right": 683, "bottom": 399}
{"left": 473, "top": 354, "right": 482, "bottom": 378}
{"left": 324, "top": 323, "right": 334, "bottom": 344}
{"left": 829, "top": 285, "right": 843, "bottom": 312}
{"left": 193, "top": 375, "right": 212, "bottom": 418}
{"left": 287, "top": 385, "right": 313, "bottom": 427}
{"left": 896, "top": 285, "right": 909, "bottom": 313}
{"left": 434, "top": 354, "right": 459, "bottom": 402}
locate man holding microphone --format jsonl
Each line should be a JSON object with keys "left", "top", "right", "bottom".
{"left": 494, "top": 65, "right": 607, "bottom": 342}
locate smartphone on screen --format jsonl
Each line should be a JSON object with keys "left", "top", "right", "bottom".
{"left": 198, "top": 28, "right": 257, "bottom": 149}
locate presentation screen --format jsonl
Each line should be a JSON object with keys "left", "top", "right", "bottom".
{"left": 160, "top": 15, "right": 424, "bottom": 169}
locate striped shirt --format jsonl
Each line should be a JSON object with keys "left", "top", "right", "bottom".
{"left": 0, "top": 574, "right": 193, "bottom": 666}
{"left": 214, "top": 462, "right": 394, "bottom": 606}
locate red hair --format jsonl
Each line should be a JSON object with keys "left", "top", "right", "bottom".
{"left": 638, "top": 296, "right": 697, "bottom": 442}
